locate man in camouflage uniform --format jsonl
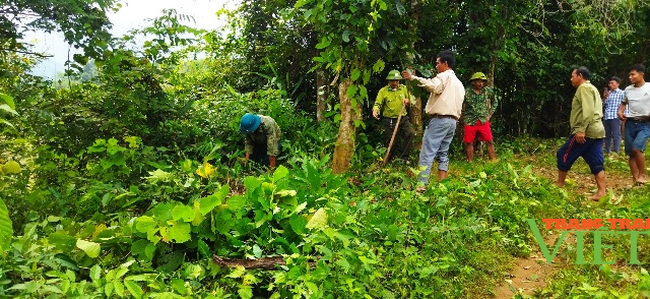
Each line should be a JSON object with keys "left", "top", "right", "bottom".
{"left": 239, "top": 113, "right": 282, "bottom": 169}
{"left": 462, "top": 72, "right": 498, "bottom": 161}
{"left": 372, "top": 69, "right": 416, "bottom": 163}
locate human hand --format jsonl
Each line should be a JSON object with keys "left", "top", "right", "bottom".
{"left": 401, "top": 70, "right": 413, "bottom": 80}
{"left": 618, "top": 112, "right": 626, "bottom": 121}
{"left": 575, "top": 132, "right": 586, "bottom": 144}
{"left": 402, "top": 98, "right": 410, "bottom": 105}
{"left": 372, "top": 110, "right": 380, "bottom": 120}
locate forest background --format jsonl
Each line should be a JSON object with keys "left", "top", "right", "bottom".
{"left": 1, "top": 0, "right": 650, "bottom": 298}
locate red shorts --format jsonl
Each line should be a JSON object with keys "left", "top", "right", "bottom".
{"left": 463, "top": 120, "right": 493, "bottom": 143}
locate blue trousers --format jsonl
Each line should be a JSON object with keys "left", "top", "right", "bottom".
{"left": 418, "top": 117, "right": 457, "bottom": 183}
{"left": 603, "top": 118, "right": 621, "bottom": 154}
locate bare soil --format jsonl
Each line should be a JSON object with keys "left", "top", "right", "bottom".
{"left": 492, "top": 154, "right": 636, "bottom": 298}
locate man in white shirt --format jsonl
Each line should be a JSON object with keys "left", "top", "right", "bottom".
{"left": 402, "top": 50, "right": 465, "bottom": 190}
{"left": 617, "top": 64, "right": 650, "bottom": 184}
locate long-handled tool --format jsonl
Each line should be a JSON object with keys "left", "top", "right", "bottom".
{"left": 383, "top": 103, "right": 406, "bottom": 165}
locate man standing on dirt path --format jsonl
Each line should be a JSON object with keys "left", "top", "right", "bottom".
{"left": 239, "top": 113, "right": 282, "bottom": 169}
{"left": 602, "top": 76, "right": 625, "bottom": 155}
{"left": 401, "top": 50, "right": 465, "bottom": 191}
{"left": 462, "top": 72, "right": 498, "bottom": 162}
{"left": 372, "top": 70, "right": 416, "bottom": 164}
{"left": 617, "top": 64, "right": 650, "bottom": 185}
{"left": 556, "top": 66, "right": 606, "bottom": 201}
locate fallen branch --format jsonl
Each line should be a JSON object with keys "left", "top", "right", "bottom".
{"left": 212, "top": 255, "right": 319, "bottom": 270}
{"left": 213, "top": 255, "right": 285, "bottom": 270}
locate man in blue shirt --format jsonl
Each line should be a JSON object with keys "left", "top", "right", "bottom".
{"left": 602, "top": 76, "right": 625, "bottom": 154}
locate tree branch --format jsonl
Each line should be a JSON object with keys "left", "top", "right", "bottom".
{"left": 0, "top": 48, "right": 53, "bottom": 58}
{"left": 212, "top": 255, "right": 319, "bottom": 270}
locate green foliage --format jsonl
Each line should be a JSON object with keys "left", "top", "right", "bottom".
{"left": 1, "top": 0, "right": 117, "bottom": 59}
{"left": 0, "top": 92, "right": 17, "bottom": 129}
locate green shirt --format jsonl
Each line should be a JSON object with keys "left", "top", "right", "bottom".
{"left": 571, "top": 81, "right": 605, "bottom": 138}
{"left": 245, "top": 115, "right": 282, "bottom": 156}
{"left": 373, "top": 85, "right": 413, "bottom": 118}
{"left": 462, "top": 86, "right": 496, "bottom": 125}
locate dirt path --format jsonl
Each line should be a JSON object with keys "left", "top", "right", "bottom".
{"left": 493, "top": 157, "right": 634, "bottom": 298}
{"left": 494, "top": 234, "right": 564, "bottom": 298}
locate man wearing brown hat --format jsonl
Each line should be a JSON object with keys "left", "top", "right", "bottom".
{"left": 372, "top": 70, "right": 415, "bottom": 163}
{"left": 462, "top": 72, "right": 498, "bottom": 161}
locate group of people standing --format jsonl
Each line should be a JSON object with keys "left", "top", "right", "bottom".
{"left": 236, "top": 51, "right": 649, "bottom": 201}
{"left": 373, "top": 50, "right": 497, "bottom": 192}
{"left": 555, "top": 64, "right": 649, "bottom": 200}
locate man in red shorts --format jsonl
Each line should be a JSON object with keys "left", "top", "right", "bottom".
{"left": 462, "top": 72, "right": 497, "bottom": 161}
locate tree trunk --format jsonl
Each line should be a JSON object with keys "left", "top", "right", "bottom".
{"left": 332, "top": 79, "right": 357, "bottom": 174}
{"left": 407, "top": 0, "right": 423, "bottom": 149}
{"left": 316, "top": 67, "right": 329, "bottom": 122}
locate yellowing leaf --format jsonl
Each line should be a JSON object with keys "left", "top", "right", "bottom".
{"left": 145, "top": 169, "right": 174, "bottom": 183}
{"left": 306, "top": 208, "right": 327, "bottom": 230}
{"left": 1, "top": 161, "right": 21, "bottom": 174}
{"left": 196, "top": 162, "right": 215, "bottom": 178}
{"left": 93, "top": 224, "right": 108, "bottom": 238}
{"left": 76, "top": 239, "right": 101, "bottom": 258}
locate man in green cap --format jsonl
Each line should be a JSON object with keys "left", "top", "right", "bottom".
{"left": 372, "top": 69, "right": 415, "bottom": 163}
{"left": 462, "top": 72, "right": 498, "bottom": 161}
{"left": 239, "top": 113, "right": 282, "bottom": 169}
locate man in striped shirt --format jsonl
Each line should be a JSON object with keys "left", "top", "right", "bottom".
{"left": 602, "top": 76, "right": 625, "bottom": 154}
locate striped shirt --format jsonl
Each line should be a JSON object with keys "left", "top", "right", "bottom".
{"left": 603, "top": 88, "right": 624, "bottom": 120}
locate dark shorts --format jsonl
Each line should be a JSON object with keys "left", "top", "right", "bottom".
{"left": 556, "top": 135, "right": 604, "bottom": 175}
{"left": 251, "top": 141, "right": 282, "bottom": 166}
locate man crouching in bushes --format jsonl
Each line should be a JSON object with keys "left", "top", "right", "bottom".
{"left": 239, "top": 113, "right": 282, "bottom": 169}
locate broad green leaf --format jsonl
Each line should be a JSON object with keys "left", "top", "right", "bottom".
{"left": 273, "top": 165, "right": 289, "bottom": 182}
{"left": 372, "top": 59, "right": 385, "bottom": 73}
{"left": 114, "top": 280, "right": 125, "bottom": 297}
{"left": 198, "top": 240, "right": 210, "bottom": 258}
{"left": 290, "top": 214, "right": 307, "bottom": 235}
{"left": 104, "top": 281, "right": 114, "bottom": 297}
{"left": 275, "top": 189, "right": 297, "bottom": 198}
{"left": 244, "top": 176, "right": 262, "bottom": 192}
{"left": 0, "top": 199, "right": 12, "bottom": 254}
{"left": 252, "top": 245, "right": 262, "bottom": 258}
{"left": 306, "top": 208, "right": 327, "bottom": 230}
{"left": 134, "top": 216, "right": 157, "bottom": 233}
{"left": 347, "top": 84, "right": 358, "bottom": 99}
{"left": 227, "top": 266, "right": 246, "bottom": 278}
{"left": 0, "top": 104, "right": 18, "bottom": 116}
{"left": 77, "top": 239, "right": 101, "bottom": 258}
{"left": 172, "top": 204, "right": 194, "bottom": 222}
{"left": 351, "top": 69, "right": 361, "bottom": 81}
{"left": 342, "top": 30, "right": 351, "bottom": 42}
{"left": 145, "top": 169, "right": 174, "bottom": 183}
{"left": 171, "top": 278, "right": 187, "bottom": 295}
{"left": 90, "top": 265, "right": 102, "bottom": 283}
{"left": 167, "top": 223, "right": 191, "bottom": 243}
{"left": 48, "top": 232, "right": 76, "bottom": 252}
{"left": 145, "top": 243, "right": 156, "bottom": 261}
{"left": 1, "top": 161, "right": 21, "bottom": 174}
{"left": 0, "top": 93, "right": 15, "bottom": 110}
{"left": 198, "top": 185, "right": 228, "bottom": 215}
{"left": 124, "top": 280, "right": 143, "bottom": 299}
{"left": 238, "top": 286, "right": 253, "bottom": 299}
{"left": 315, "top": 37, "right": 331, "bottom": 49}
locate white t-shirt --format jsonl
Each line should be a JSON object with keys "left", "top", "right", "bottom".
{"left": 623, "top": 82, "right": 650, "bottom": 118}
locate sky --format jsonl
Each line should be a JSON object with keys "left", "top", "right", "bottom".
{"left": 24, "top": 0, "right": 235, "bottom": 78}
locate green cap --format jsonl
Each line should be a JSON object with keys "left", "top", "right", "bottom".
{"left": 386, "top": 70, "right": 403, "bottom": 80}
{"left": 470, "top": 72, "right": 488, "bottom": 82}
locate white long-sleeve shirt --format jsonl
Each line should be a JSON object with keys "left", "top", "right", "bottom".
{"left": 412, "top": 69, "right": 465, "bottom": 118}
